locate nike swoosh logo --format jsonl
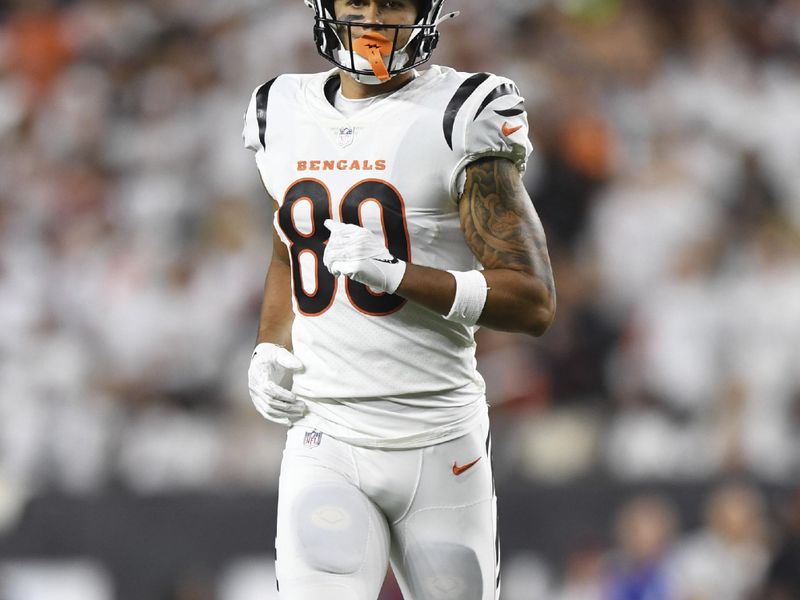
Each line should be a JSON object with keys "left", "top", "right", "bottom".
{"left": 502, "top": 122, "right": 523, "bottom": 137}
{"left": 452, "top": 457, "right": 481, "bottom": 476}
{"left": 373, "top": 257, "right": 399, "bottom": 264}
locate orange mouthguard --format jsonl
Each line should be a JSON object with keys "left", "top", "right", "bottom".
{"left": 352, "top": 32, "right": 393, "bottom": 82}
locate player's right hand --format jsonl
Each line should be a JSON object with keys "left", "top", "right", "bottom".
{"left": 248, "top": 343, "right": 306, "bottom": 426}
{"left": 323, "top": 219, "right": 407, "bottom": 294}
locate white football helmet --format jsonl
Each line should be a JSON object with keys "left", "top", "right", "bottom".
{"left": 303, "top": 0, "right": 458, "bottom": 85}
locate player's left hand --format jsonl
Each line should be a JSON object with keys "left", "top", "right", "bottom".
{"left": 323, "top": 220, "right": 407, "bottom": 294}
{"left": 248, "top": 343, "right": 306, "bottom": 426}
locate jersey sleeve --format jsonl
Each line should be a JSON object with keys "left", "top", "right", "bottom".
{"left": 243, "top": 77, "right": 281, "bottom": 154}
{"left": 242, "top": 86, "right": 262, "bottom": 153}
{"left": 450, "top": 75, "right": 534, "bottom": 199}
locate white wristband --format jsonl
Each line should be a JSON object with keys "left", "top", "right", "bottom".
{"left": 445, "top": 270, "right": 488, "bottom": 326}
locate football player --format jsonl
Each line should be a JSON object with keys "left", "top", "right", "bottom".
{"left": 244, "top": 0, "right": 556, "bottom": 598}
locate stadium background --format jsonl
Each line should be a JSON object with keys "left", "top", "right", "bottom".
{"left": 1, "top": 0, "right": 800, "bottom": 598}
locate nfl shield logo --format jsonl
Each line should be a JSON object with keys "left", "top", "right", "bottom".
{"left": 337, "top": 126, "right": 355, "bottom": 148}
{"left": 304, "top": 430, "right": 323, "bottom": 449}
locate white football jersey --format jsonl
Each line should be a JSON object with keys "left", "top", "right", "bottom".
{"left": 244, "top": 65, "right": 532, "bottom": 447}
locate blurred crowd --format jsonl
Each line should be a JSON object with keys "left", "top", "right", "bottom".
{"left": 499, "top": 481, "right": 800, "bottom": 600}
{"left": 1, "top": 0, "right": 800, "bottom": 598}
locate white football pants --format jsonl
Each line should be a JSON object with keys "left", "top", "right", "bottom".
{"left": 274, "top": 415, "right": 499, "bottom": 600}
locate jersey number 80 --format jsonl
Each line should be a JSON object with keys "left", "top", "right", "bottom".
{"left": 277, "top": 178, "right": 411, "bottom": 317}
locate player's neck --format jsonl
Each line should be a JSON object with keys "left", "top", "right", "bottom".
{"left": 338, "top": 70, "right": 416, "bottom": 100}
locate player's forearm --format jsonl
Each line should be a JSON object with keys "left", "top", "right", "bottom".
{"left": 397, "top": 264, "right": 554, "bottom": 335}
{"left": 395, "top": 263, "right": 456, "bottom": 315}
{"left": 480, "top": 269, "right": 555, "bottom": 335}
{"left": 256, "top": 259, "right": 295, "bottom": 348}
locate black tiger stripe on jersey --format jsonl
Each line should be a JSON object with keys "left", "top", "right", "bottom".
{"left": 473, "top": 82, "right": 520, "bottom": 121}
{"left": 256, "top": 76, "right": 279, "bottom": 150}
{"left": 443, "top": 72, "right": 491, "bottom": 150}
{"left": 494, "top": 529, "right": 501, "bottom": 592}
{"left": 486, "top": 429, "right": 501, "bottom": 598}
{"left": 495, "top": 101, "right": 526, "bottom": 118}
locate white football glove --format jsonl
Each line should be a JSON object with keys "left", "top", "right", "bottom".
{"left": 248, "top": 343, "right": 306, "bottom": 426}
{"left": 323, "top": 219, "right": 407, "bottom": 294}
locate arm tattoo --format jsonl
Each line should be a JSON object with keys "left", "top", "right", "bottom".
{"left": 460, "top": 158, "right": 555, "bottom": 297}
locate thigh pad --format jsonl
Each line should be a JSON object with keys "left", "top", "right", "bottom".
{"left": 291, "top": 482, "right": 370, "bottom": 575}
{"left": 404, "top": 541, "right": 483, "bottom": 600}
